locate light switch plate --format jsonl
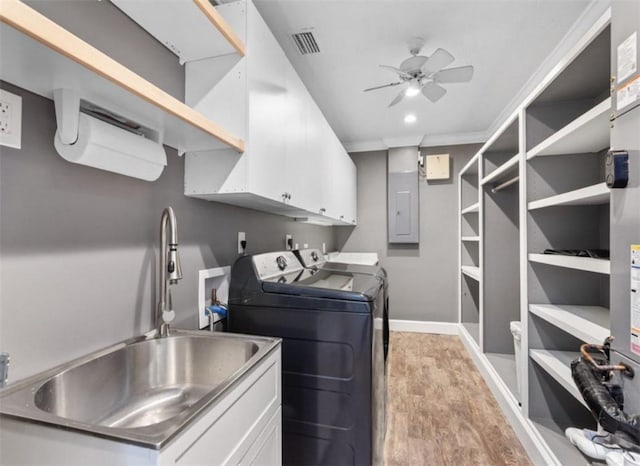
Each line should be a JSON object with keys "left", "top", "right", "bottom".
{"left": 426, "top": 154, "right": 450, "bottom": 180}
{"left": 0, "top": 89, "right": 22, "bottom": 149}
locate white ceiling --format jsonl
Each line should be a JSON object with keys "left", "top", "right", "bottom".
{"left": 253, "top": 0, "right": 593, "bottom": 151}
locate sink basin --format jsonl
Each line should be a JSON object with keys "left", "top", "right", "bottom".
{"left": 0, "top": 330, "right": 280, "bottom": 448}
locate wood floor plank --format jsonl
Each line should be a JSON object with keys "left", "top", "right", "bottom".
{"left": 384, "top": 332, "right": 532, "bottom": 466}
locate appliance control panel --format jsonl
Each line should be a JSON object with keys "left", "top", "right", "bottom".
{"left": 253, "top": 251, "right": 303, "bottom": 280}
{"left": 297, "top": 248, "right": 327, "bottom": 268}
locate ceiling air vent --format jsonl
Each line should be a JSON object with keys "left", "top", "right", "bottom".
{"left": 291, "top": 31, "right": 320, "bottom": 55}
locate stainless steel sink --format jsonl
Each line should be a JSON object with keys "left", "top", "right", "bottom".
{"left": 0, "top": 330, "right": 280, "bottom": 448}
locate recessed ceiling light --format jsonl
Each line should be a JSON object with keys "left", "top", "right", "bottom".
{"left": 404, "top": 114, "right": 417, "bottom": 124}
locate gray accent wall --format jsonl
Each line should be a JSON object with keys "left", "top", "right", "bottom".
{"left": 336, "top": 144, "right": 481, "bottom": 322}
{"left": 0, "top": 83, "right": 335, "bottom": 382}
{"left": 1, "top": 1, "right": 333, "bottom": 383}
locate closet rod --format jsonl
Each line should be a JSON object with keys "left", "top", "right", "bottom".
{"left": 492, "top": 175, "right": 519, "bottom": 193}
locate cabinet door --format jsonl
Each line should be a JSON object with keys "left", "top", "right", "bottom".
{"left": 238, "top": 407, "right": 282, "bottom": 466}
{"left": 284, "top": 66, "right": 316, "bottom": 211}
{"left": 246, "top": 4, "right": 288, "bottom": 203}
{"left": 323, "top": 136, "right": 356, "bottom": 223}
{"left": 344, "top": 156, "right": 357, "bottom": 225}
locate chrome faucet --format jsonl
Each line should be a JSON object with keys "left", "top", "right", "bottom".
{"left": 156, "top": 207, "right": 183, "bottom": 337}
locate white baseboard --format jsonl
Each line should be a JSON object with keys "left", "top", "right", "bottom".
{"left": 389, "top": 319, "right": 458, "bottom": 335}
{"left": 457, "top": 325, "right": 559, "bottom": 466}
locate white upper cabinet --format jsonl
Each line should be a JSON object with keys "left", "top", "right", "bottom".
{"left": 325, "top": 131, "right": 357, "bottom": 224}
{"left": 182, "top": 0, "right": 357, "bottom": 225}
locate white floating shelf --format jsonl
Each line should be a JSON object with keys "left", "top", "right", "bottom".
{"left": 529, "top": 350, "right": 586, "bottom": 408}
{"left": 528, "top": 183, "right": 610, "bottom": 210}
{"left": 0, "top": 0, "right": 244, "bottom": 153}
{"left": 527, "top": 98, "right": 611, "bottom": 159}
{"left": 461, "top": 202, "right": 479, "bottom": 214}
{"left": 481, "top": 153, "right": 520, "bottom": 185}
{"left": 529, "top": 304, "right": 610, "bottom": 343}
{"left": 529, "top": 253, "right": 610, "bottom": 275}
{"left": 461, "top": 236, "right": 480, "bottom": 242}
{"left": 461, "top": 266, "right": 481, "bottom": 281}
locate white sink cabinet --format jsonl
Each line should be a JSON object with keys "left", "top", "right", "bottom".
{"left": 183, "top": 0, "right": 357, "bottom": 226}
{"left": 0, "top": 345, "right": 282, "bottom": 465}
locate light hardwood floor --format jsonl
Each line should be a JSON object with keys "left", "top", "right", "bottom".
{"left": 384, "top": 332, "right": 532, "bottom": 466}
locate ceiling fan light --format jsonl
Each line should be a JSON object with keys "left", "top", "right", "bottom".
{"left": 405, "top": 86, "right": 420, "bottom": 97}
{"left": 404, "top": 114, "right": 417, "bottom": 124}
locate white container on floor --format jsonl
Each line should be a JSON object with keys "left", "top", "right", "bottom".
{"left": 510, "top": 321, "right": 522, "bottom": 402}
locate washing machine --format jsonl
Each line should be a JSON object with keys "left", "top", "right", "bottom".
{"left": 295, "top": 248, "right": 390, "bottom": 360}
{"left": 228, "top": 251, "right": 386, "bottom": 466}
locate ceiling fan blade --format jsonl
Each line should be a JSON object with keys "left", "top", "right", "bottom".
{"left": 433, "top": 65, "right": 474, "bottom": 83}
{"left": 363, "top": 82, "right": 403, "bottom": 92}
{"left": 388, "top": 88, "right": 406, "bottom": 107}
{"left": 422, "top": 82, "right": 447, "bottom": 102}
{"left": 380, "top": 65, "right": 412, "bottom": 79}
{"left": 421, "top": 48, "right": 454, "bottom": 75}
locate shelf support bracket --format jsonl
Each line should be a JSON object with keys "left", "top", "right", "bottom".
{"left": 53, "top": 88, "right": 80, "bottom": 145}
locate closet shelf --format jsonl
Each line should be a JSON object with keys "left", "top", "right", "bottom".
{"left": 0, "top": 0, "right": 245, "bottom": 153}
{"left": 461, "top": 266, "right": 481, "bottom": 281}
{"left": 461, "top": 202, "right": 479, "bottom": 214}
{"left": 530, "top": 418, "right": 591, "bottom": 466}
{"left": 480, "top": 154, "right": 520, "bottom": 186}
{"left": 460, "top": 154, "right": 480, "bottom": 176}
{"left": 485, "top": 353, "right": 519, "bottom": 401}
{"left": 529, "top": 253, "right": 611, "bottom": 275}
{"left": 461, "top": 236, "right": 480, "bottom": 242}
{"left": 527, "top": 98, "right": 611, "bottom": 159}
{"left": 529, "top": 304, "right": 610, "bottom": 343}
{"left": 528, "top": 183, "right": 610, "bottom": 210}
{"left": 461, "top": 322, "right": 480, "bottom": 347}
{"left": 529, "top": 350, "right": 587, "bottom": 408}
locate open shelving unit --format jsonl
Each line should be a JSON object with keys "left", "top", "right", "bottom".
{"left": 459, "top": 154, "right": 482, "bottom": 348}
{"left": 457, "top": 8, "right": 615, "bottom": 464}
{"left": 0, "top": 0, "right": 245, "bottom": 153}
{"left": 524, "top": 16, "right": 611, "bottom": 463}
{"left": 481, "top": 112, "right": 522, "bottom": 403}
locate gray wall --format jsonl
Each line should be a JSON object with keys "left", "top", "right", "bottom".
{"left": 0, "top": 83, "right": 335, "bottom": 382}
{"left": 0, "top": 0, "right": 335, "bottom": 382}
{"left": 336, "top": 144, "right": 481, "bottom": 322}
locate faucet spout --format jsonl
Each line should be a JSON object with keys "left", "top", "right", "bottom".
{"left": 157, "top": 207, "right": 182, "bottom": 337}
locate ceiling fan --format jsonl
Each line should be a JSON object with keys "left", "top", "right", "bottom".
{"left": 364, "top": 42, "right": 474, "bottom": 107}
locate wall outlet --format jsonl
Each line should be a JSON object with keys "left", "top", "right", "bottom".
{"left": 0, "top": 89, "right": 22, "bottom": 149}
{"left": 285, "top": 234, "right": 292, "bottom": 250}
{"left": 238, "top": 231, "right": 246, "bottom": 254}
